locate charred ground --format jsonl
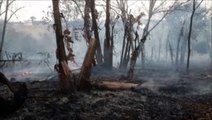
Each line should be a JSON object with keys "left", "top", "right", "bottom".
{"left": 1, "top": 67, "right": 212, "bottom": 120}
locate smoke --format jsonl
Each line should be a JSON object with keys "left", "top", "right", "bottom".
{"left": 0, "top": 4, "right": 211, "bottom": 83}
{"left": 135, "top": 68, "right": 212, "bottom": 96}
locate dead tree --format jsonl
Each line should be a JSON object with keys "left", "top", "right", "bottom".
{"left": 175, "top": 21, "right": 185, "bottom": 69}
{"left": 168, "top": 41, "right": 174, "bottom": 65}
{"left": 90, "top": 0, "right": 103, "bottom": 64}
{"left": 52, "top": 0, "right": 75, "bottom": 92}
{"left": 127, "top": 0, "right": 187, "bottom": 79}
{"left": 104, "top": 0, "right": 113, "bottom": 69}
{"left": 78, "top": 38, "right": 97, "bottom": 91}
{"left": 187, "top": 0, "right": 203, "bottom": 72}
{"left": 83, "top": 0, "right": 92, "bottom": 43}
{"left": 118, "top": 0, "right": 130, "bottom": 69}
{"left": 119, "top": 14, "right": 141, "bottom": 69}
{"left": 210, "top": 12, "right": 212, "bottom": 70}
{"left": 119, "top": 24, "right": 130, "bottom": 69}
{"left": 127, "top": 0, "right": 156, "bottom": 79}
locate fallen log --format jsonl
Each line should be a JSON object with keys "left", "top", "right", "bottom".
{"left": 93, "top": 81, "right": 139, "bottom": 91}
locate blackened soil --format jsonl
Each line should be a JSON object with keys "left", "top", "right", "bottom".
{"left": 1, "top": 68, "right": 212, "bottom": 120}
{"left": 0, "top": 80, "right": 210, "bottom": 120}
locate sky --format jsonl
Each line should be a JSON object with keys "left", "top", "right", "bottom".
{"left": 9, "top": 1, "right": 52, "bottom": 22}
{"left": 1, "top": 0, "right": 212, "bottom": 22}
{"left": 8, "top": 0, "right": 142, "bottom": 22}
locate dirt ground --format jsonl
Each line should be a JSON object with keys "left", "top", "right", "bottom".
{"left": 1, "top": 67, "right": 212, "bottom": 120}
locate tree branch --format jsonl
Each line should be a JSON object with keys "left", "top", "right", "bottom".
{"left": 6, "top": 7, "right": 24, "bottom": 23}
{"left": 71, "top": 0, "right": 84, "bottom": 18}
{"left": 195, "top": 0, "right": 204, "bottom": 9}
{"left": 0, "top": 0, "right": 16, "bottom": 16}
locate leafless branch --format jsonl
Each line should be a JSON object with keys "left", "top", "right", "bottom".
{"left": 71, "top": 0, "right": 84, "bottom": 18}
{"left": 6, "top": 7, "right": 24, "bottom": 23}
{"left": 97, "top": 3, "right": 121, "bottom": 16}
{"left": 140, "top": 1, "right": 148, "bottom": 12}
{"left": 0, "top": 0, "right": 15, "bottom": 16}
{"left": 148, "top": 1, "right": 188, "bottom": 35}
{"left": 153, "top": 0, "right": 167, "bottom": 12}
{"left": 195, "top": 0, "right": 204, "bottom": 9}
{"left": 8, "top": 0, "right": 15, "bottom": 7}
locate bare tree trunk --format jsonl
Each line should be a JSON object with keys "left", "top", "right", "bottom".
{"left": 175, "top": 21, "right": 185, "bottom": 70}
{"left": 151, "top": 47, "right": 154, "bottom": 62}
{"left": 52, "top": 0, "right": 75, "bottom": 92}
{"left": 78, "top": 38, "right": 97, "bottom": 91}
{"left": 0, "top": 0, "right": 9, "bottom": 60}
{"left": 141, "top": 43, "right": 145, "bottom": 68}
{"left": 120, "top": 15, "right": 134, "bottom": 69}
{"left": 187, "top": 0, "right": 203, "bottom": 72}
{"left": 83, "top": 0, "right": 91, "bottom": 43}
{"left": 127, "top": 47, "right": 139, "bottom": 80}
{"left": 123, "top": 39, "right": 130, "bottom": 68}
{"left": 118, "top": 0, "right": 128, "bottom": 69}
{"left": 211, "top": 42, "right": 212, "bottom": 71}
{"left": 165, "top": 33, "right": 170, "bottom": 63}
{"left": 104, "top": 0, "right": 112, "bottom": 69}
{"left": 168, "top": 41, "right": 174, "bottom": 65}
{"left": 119, "top": 25, "right": 127, "bottom": 69}
{"left": 110, "top": 18, "right": 117, "bottom": 70}
{"left": 127, "top": 1, "right": 155, "bottom": 79}
{"left": 175, "top": 35, "right": 181, "bottom": 68}
{"left": 158, "top": 39, "right": 162, "bottom": 61}
{"left": 180, "top": 39, "right": 187, "bottom": 66}
{"left": 90, "top": 0, "right": 103, "bottom": 64}
{"left": 211, "top": 27, "right": 212, "bottom": 70}
{"left": 187, "top": 0, "right": 196, "bottom": 72}
{"left": 139, "top": 1, "right": 154, "bottom": 68}
{"left": 83, "top": 0, "right": 96, "bottom": 66}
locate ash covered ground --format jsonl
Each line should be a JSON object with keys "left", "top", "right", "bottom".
{"left": 1, "top": 66, "right": 212, "bottom": 120}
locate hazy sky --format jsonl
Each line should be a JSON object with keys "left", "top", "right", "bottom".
{"left": 4, "top": 0, "right": 212, "bottom": 22}
{"left": 10, "top": 0, "right": 142, "bottom": 22}
{"left": 10, "top": 1, "right": 52, "bottom": 21}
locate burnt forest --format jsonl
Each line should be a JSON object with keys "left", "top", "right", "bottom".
{"left": 0, "top": 0, "right": 212, "bottom": 120}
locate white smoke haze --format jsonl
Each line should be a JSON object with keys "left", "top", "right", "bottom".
{"left": 135, "top": 69, "right": 212, "bottom": 96}
{"left": 0, "top": 0, "right": 211, "bottom": 96}
{"left": 0, "top": 18, "right": 211, "bottom": 70}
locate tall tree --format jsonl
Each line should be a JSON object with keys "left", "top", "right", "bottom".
{"left": 90, "top": 0, "right": 103, "bottom": 64}
{"left": 52, "top": 0, "right": 75, "bottom": 92}
{"left": 83, "top": 0, "right": 92, "bottom": 43}
{"left": 209, "top": 3, "right": 212, "bottom": 69}
{"left": 187, "top": 0, "right": 203, "bottom": 72}
{"left": 175, "top": 21, "right": 185, "bottom": 70}
{"left": 118, "top": 0, "right": 131, "bottom": 69}
{"left": 104, "top": 0, "right": 112, "bottom": 69}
